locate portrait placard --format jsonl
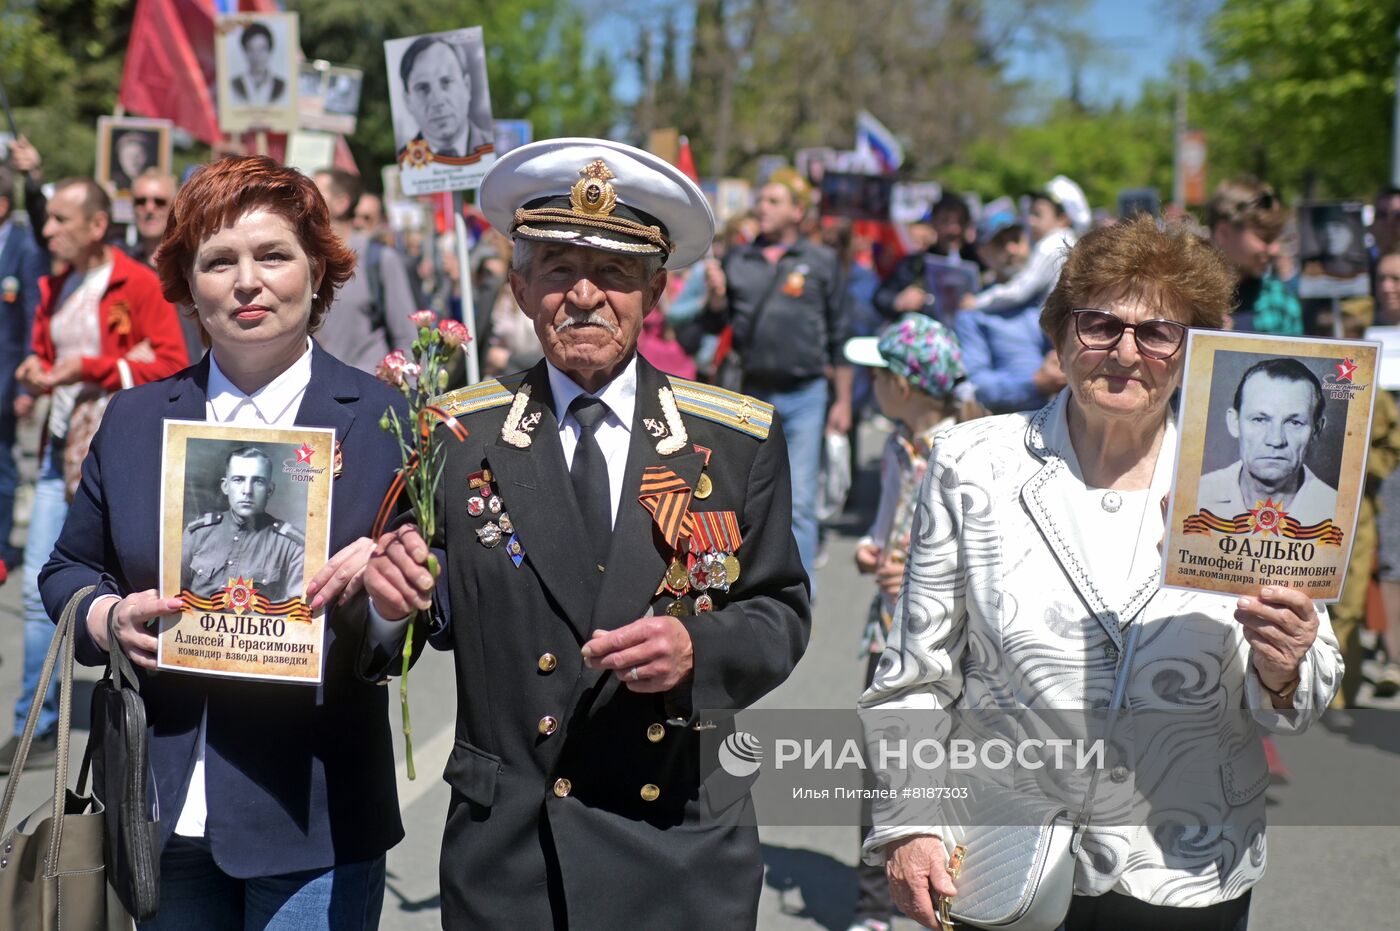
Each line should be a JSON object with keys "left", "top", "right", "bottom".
{"left": 215, "top": 12, "right": 300, "bottom": 134}
{"left": 1162, "top": 331, "right": 1379, "bottom": 602}
{"left": 95, "top": 117, "right": 172, "bottom": 224}
{"left": 1296, "top": 201, "right": 1371, "bottom": 299}
{"left": 297, "top": 60, "right": 363, "bottom": 135}
{"left": 385, "top": 26, "right": 496, "bottom": 195}
{"left": 158, "top": 421, "right": 335, "bottom": 683}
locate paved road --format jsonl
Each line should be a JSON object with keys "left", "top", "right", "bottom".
{"left": 2, "top": 419, "right": 1398, "bottom": 930}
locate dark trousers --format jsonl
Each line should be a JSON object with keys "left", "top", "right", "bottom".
{"left": 1065, "top": 889, "right": 1250, "bottom": 931}
{"left": 855, "top": 651, "right": 896, "bottom": 924}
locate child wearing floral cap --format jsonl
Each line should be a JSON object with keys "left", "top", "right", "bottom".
{"left": 840, "top": 313, "right": 969, "bottom": 931}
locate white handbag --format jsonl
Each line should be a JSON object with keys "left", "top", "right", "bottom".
{"left": 936, "top": 622, "right": 1143, "bottom": 931}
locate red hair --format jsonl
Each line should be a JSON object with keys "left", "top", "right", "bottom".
{"left": 156, "top": 155, "right": 356, "bottom": 335}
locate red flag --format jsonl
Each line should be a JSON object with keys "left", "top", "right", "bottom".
{"left": 676, "top": 135, "right": 699, "bottom": 183}
{"left": 119, "top": 0, "right": 222, "bottom": 144}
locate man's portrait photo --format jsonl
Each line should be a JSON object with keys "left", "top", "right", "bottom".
{"left": 95, "top": 117, "right": 172, "bottom": 220}
{"left": 216, "top": 12, "right": 299, "bottom": 133}
{"left": 1299, "top": 201, "right": 1370, "bottom": 281}
{"left": 1198, "top": 353, "right": 1344, "bottom": 526}
{"left": 385, "top": 27, "right": 496, "bottom": 194}
{"left": 179, "top": 441, "right": 308, "bottom": 603}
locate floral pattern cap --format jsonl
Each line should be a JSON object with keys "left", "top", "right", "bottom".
{"left": 848, "top": 314, "right": 966, "bottom": 400}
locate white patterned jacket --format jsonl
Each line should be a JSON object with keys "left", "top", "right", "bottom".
{"left": 859, "top": 391, "right": 1341, "bottom": 907}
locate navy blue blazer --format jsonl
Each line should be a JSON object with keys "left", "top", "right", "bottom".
{"left": 0, "top": 220, "right": 43, "bottom": 368}
{"left": 40, "top": 343, "right": 410, "bottom": 877}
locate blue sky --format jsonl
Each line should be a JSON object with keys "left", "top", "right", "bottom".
{"left": 598, "top": 0, "right": 1215, "bottom": 114}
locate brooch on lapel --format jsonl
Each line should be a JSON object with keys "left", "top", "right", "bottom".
{"left": 468, "top": 469, "right": 525, "bottom": 567}
{"left": 500, "top": 384, "right": 538, "bottom": 448}
{"left": 107, "top": 300, "right": 132, "bottom": 336}
{"left": 655, "top": 388, "right": 688, "bottom": 456}
{"left": 333, "top": 441, "right": 343, "bottom": 478}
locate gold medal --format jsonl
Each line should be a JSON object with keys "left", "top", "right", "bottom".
{"left": 664, "top": 558, "right": 691, "bottom": 595}
{"left": 694, "top": 472, "right": 713, "bottom": 499}
{"left": 665, "top": 599, "right": 691, "bottom": 617}
{"left": 723, "top": 554, "right": 741, "bottom": 585}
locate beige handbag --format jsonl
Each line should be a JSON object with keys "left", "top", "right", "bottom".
{"left": 0, "top": 585, "right": 131, "bottom": 930}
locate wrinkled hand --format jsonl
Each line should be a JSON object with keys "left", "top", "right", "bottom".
{"left": 875, "top": 549, "right": 906, "bottom": 599}
{"left": 88, "top": 591, "right": 184, "bottom": 671}
{"left": 364, "top": 525, "right": 435, "bottom": 621}
{"left": 886, "top": 835, "right": 958, "bottom": 929}
{"left": 855, "top": 541, "right": 881, "bottom": 574}
{"left": 825, "top": 398, "right": 852, "bottom": 436}
{"left": 15, "top": 355, "right": 48, "bottom": 394}
{"left": 306, "top": 536, "right": 375, "bottom": 611}
{"left": 893, "top": 285, "right": 927, "bottom": 313}
{"left": 581, "top": 616, "right": 694, "bottom": 693}
{"left": 1236, "top": 585, "right": 1318, "bottom": 695}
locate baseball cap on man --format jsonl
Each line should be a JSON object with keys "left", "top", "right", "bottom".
{"left": 978, "top": 208, "right": 1023, "bottom": 244}
{"left": 843, "top": 315, "right": 966, "bottom": 400}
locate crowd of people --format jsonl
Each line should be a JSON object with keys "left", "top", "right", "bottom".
{"left": 0, "top": 126, "right": 1395, "bottom": 930}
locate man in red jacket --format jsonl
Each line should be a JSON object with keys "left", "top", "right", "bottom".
{"left": 0, "top": 178, "right": 187, "bottom": 772}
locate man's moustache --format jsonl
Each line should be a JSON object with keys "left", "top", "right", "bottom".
{"left": 555, "top": 312, "right": 619, "bottom": 334}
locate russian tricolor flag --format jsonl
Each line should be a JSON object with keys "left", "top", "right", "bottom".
{"left": 854, "top": 110, "right": 904, "bottom": 176}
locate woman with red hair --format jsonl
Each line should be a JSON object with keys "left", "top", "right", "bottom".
{"left": 39, "top": 156, "right": 409, "bottom": 929}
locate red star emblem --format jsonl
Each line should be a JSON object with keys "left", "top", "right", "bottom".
{"left": 295, "top": 442, "right": 316, "bottom": 464}
{"left": 1336, "top": 358, "right": 1357, "bottom": 382}
{"left": 1247, "top": 498, "right": 1288, "bottom": 536}
{"left": 222, "top": 576, "right": 259, "bottom": 614}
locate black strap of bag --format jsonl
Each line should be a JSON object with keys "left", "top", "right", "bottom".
{"left": 72, "top": 602, "right": 161, "bottom": 920}
{"left": 716, "top": 252, "right": 792, "bottom": 391}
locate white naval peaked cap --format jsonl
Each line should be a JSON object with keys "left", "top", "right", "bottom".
{"left": 479, "top": 137, "right": 715, "bottom": 270}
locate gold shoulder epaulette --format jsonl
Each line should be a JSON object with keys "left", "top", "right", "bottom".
{"left": 669, "top": 378, "right": 773, "bottom": 441}
{"left": 433, "top": 376, "right": 520, "bottom": 418}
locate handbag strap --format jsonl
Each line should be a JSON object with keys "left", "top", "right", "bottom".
{"left": 0, "top": 584, "right": 95, "bottom": 871}
{"left": 1068, "top": 616, "right": 1144, "bottom": 853}
{"left": 76, "top": 600, "right": 141, "bottom": 795}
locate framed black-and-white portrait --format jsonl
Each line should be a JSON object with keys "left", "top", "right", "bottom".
{"left": 216, "top": 12, "right": 300, "bottom": 134}
{"left": 297, "top": 60, "right": 363, "bottom": 136}
{"left": 96, "top": 116, "right": 172, "bottom": 225}
{"left": 384, "top": 26, "right": 496, "bottom": 195}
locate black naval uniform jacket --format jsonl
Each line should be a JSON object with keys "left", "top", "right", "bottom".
{"left": 405, "top": 357, "right": 810, "bottom": 929}
{"left": 39, "top": 344, "right": 410, "bottom": 877}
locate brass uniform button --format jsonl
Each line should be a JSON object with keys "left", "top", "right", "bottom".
{"left": 640, "top": 783, "right": 660, "bottom": 802}
{"left": 538, "top": 653, "right": 558, "bottom": 673}
{"left": 538, "top": 715, "right": 558, "bottom": 736}
{"left": 646, "top": 723, "right": 665, "bottom": 743}
{"left": 553, "top": 778, "right": 572, "bottom": 797}
{"left": 694, "top": 472, "right": 713, "bottom": 499}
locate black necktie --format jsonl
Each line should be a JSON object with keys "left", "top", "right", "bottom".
{"left": 568, "top": 395, "right": 612, "bottom": 556}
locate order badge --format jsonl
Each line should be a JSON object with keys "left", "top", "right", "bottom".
{"left": 157, "top": 420, "right": 335, "bottom": 683}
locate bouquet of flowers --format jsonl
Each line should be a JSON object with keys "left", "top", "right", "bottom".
{"left": 375, "top": 310, "right": 471, "bottom": 778}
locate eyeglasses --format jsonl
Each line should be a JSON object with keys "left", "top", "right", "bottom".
{"left": 1071, "top": 309, "right": 1187, "bottom": 360}
{"left": 133, "top": 197, "right": 169, "bottom": 208}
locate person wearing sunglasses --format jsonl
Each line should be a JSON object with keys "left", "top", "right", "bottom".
{"left": 863, "top": 214, "right": 1339, "bottom": 930}
{"left": 1208, "top": 176, "right": 1302, "bottom": 336}
{"left": 125, "top": 169, "right": 205, "bottom": 361}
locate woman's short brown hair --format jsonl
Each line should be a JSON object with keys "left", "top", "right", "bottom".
{"left": 1041, "top": 214, "right": 1234, "bottom": 345}
{"left": 156, "top": 155, "right": 356, "bottom": 336}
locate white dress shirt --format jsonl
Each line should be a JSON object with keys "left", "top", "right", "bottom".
{"left": 546, "top": 356, "right": 637, "bottom": 527}
{"left": 173, "top": 340, "right": 314, "bottom": 837}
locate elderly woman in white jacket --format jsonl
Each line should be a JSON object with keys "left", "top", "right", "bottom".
{"left": 862, "top": 215, "right": 1340, "bottom": 931}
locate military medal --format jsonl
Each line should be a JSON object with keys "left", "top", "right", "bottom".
{"left": 499, "top": 513, "right": 514, "bottom": 534}
{"left": 694, "top": 473, "right": 713, "bottom": 499}
{"left": 702, "top": 552, "right": 729, "bottom": 591}
{"left": 688, "top": 557, "right": 711, "bottom": 592}
{"left": 695, "top": 593, "right": 714, "bottom": 613}
{"left": 506, "top": 533, "right": 525, "bottom": 568}
{"left": 723, "top": 554, "right": 741, "bottom": 585}
{"left": 467, "top": 496, "right": 486, "bottom": 517}
{"left": 664, "top": 558, "right": 691, "bottom": 595}
{"left": 665, "top": 600, "right": 691, "bottom": 617}
{"left": 333, "top": 441, "right": 344, "bottom": 478}
{"left": 468, "top": 469, "right": 494, "bottom": 490}
{"left": 488, "top": 495, "right": 503, "bottom": 514}
{"left": 477, "top": 522, "right": 503, "bottom": 548}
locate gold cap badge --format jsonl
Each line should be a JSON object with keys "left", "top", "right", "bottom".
{"left": 570, "top": 159, "right": 618, "bottom": 217}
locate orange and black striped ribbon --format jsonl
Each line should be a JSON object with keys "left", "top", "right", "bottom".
{"left": 180, "top": 590, "right": 313, "bottom": 623}
{"left": 1182, "top": 509, "right": 1344, "bottom": 546}
{"left": 371, "top": 406, "right": 470, "bottom": 540}
{"left": 639, "top": 466, "right": 693, "bottom": 549}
